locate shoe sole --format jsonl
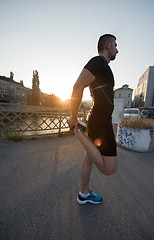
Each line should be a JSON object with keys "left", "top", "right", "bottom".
{"left": 77, "top": 197, "right": 103, "bottom": 205}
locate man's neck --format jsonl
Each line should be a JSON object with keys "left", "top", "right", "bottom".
{"left": 99, "top": 53, "right": 110, "bottom": 64}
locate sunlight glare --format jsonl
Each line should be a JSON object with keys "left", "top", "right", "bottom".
{"left": 60, "top": 97, "right": 66, "bottom": 101}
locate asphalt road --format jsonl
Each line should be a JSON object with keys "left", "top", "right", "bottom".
{"left": 0, "top": 135, "right": 154, "bottom": 240}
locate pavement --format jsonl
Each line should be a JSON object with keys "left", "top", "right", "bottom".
{"left": 0, "top": 135, "right": 154, "bottom": 240}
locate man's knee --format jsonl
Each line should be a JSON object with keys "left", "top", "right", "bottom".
{"left": 104, "top": 168, "right": 117, "bottom": 176}
{"left": 101, "top": 155, "right": 118, "bottom": 176}
{"left": 100, "top": 167, "right": 117, "bottom": 176}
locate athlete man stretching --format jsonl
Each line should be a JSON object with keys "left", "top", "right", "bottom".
{"left": 68, "top": 34, "right": 119, "bottom": 204}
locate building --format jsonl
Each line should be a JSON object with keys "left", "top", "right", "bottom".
{"left": 0, "top": 73, "right": 27, "bottom": 104}
{"left": 134, "top": 66, "right": 154, "bottom": 108}
{"left": 114, "top": 84, "right": 133, "bottom": 108}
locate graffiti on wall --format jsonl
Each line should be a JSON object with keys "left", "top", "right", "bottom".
{"left": 117, "top": 126, "right": 136, "bottom": 148}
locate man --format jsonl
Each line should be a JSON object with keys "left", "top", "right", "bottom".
{"left": 68, "top": 34, "right": 118, "bottom": 204}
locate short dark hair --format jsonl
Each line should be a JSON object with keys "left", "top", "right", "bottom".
{"left": 97, "top": 34, "right": 116, "bottom": 53}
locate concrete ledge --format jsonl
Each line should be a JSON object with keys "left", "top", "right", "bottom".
{"left": 116, "top": 125, "right": 154, "bottom": 152}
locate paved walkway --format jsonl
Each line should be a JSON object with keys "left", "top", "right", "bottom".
{"left": 0, "top": 135, "right": 154, "bottom": 240}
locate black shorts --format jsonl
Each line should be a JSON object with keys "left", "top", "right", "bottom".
{"left": 88, "top": 120, "right": 117, "bottom": 156}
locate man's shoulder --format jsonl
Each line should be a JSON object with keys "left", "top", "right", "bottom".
{"left": 88, "top": 55, "right": 105, "bottom": 63}
{"left": 84, "top": 56, "right": 107, "bottom": 77}
{"left": 85, "top": 55, "right": 106, "bottom": 70}
{"left": 85, "top": 55, "right": 106, "bottom": 67}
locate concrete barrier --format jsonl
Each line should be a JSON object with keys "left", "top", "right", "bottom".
{"left": 116, "top": 125, "right": 154, "bottom": 152}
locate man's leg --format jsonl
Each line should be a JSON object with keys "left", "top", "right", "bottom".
{"left": 80, "top": 152, "right": 93, "bottom": 193}
{"left": 80, "top": 154, "right": 117, "bottom": 194}
{"left": 75, "top": 130, "right": 117, "bottom": 174}
{"left": 77, "top": 152, "right": 103, "bottom": 204}
{"left": 75, "top": 130, "right": 117, "bottom": 204}
{"left": 75, "top": 131, "right": 106, "bottom": 172}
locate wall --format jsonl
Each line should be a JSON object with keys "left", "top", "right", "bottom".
{"left": 116, "top": 125, "right": 153, "bottom": 152}
{"left": 146, "top": 66, "right": 154, "bottom": 107}
{"left": 134, "top": 66, "right": 154, "bottom": 108}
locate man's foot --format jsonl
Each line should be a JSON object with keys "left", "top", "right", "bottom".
{"left": 77, "top": 190, "right": 103, "bottom": 204}
{"left": 78, "top": 120, "right": 87, "bottom": 133}
{"left": 72, "top": 120, "right": 87, "bottom": 133}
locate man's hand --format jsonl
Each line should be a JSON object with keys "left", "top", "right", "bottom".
{"left": 68, "top": 118, "right": 79, "bottom": 132}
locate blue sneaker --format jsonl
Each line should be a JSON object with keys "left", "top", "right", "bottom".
{"left": 72, "top": 120, "right": 87, "bottom": 133}
{"left": 77, "top": 190, "right": 103, "bottom": 204}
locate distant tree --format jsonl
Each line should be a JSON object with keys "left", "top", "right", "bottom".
{"left": 10, "top": 71, "right": 14, "bottom": 79}
{"left": 32, "top": 70, "right": 40, "bottom": 105}
{"left": 41, "top": 93, "right": 63, "bottom": 107}
{"left": 20, "top": 80, "right": 24, "bottom": 86}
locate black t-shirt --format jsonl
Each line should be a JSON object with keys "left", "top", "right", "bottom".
{"left": 84, "top": 56, "right": 115, "bottom": 124}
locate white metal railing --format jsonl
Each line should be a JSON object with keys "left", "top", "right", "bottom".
{"left": 0, "top": 110, "right": 87, "bottom": 136}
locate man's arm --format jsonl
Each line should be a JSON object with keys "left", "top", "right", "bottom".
{"left": 68, "top": 68, "right": 95, "bottom": 131}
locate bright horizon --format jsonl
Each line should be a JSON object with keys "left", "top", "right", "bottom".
{"left": 0, "top": 0, "right": 154, "bottom": 101}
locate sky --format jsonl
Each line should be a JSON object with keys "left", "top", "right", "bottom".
{"left": 0, "top": 0, "right": 154, "bottom": 100}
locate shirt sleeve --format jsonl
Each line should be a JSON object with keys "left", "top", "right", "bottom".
{"left": 84, "top": 56, "right": 106, "bottom": 78}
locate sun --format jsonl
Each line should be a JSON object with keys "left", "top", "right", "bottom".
{"left": 60, "top": 97, "right": 67, "bottom": 101}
